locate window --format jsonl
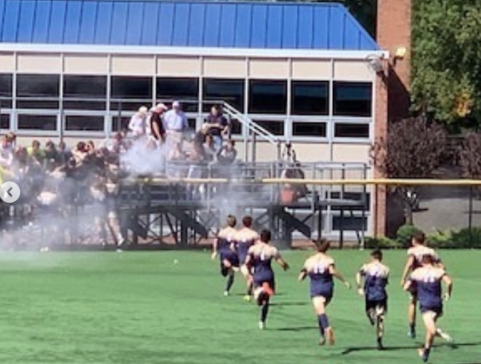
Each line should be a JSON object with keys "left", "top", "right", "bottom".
{"left": 1, "top": 114, "right": 10, "bottom": 129}
{"left": 292, "top": 122, "right": 326, "bottom": 138}
{"left": 228, "top": 117, "right": 242, "bottom": 136}
{"left": 291, "top": 81, "right": 329, "bottom": 115}
{"left": 111, "top": 76, "right": 153, "bottom": 99}
{"left": 187, "top": 118, "right": 197, "bottom": 129}
{"left": 0, "top": 74, "right": 13, "bottom": 96}
{"left": 333, "top": 82, "right": 372, "bottom": 117}
{"left": 65, "top": 115, "right": 104, "bottom": 132}
{"left": 64, "top": 75, "right": 107, "bottom": 98}
{"left": 16, "top": 100, "right": 60, "bottom": 109}
{"left": 249, "top": 80, "right": 287, "bottom": 114}
{"left": 156, "top": 78, "right": 199, "bottom": 112}
{"left": 330, "top": 192, "right": 370, "bottom": 211}
{"left": 17, "top": 114, "right": 57, "bottom": 131}
{"left": 253, "top": 120, "right": 284, "bottom": 136}
{"left": 111, "top": 116, "right": 131, "bottom": 132}
{"left": 63, "top": 75, "right": 107, "bottom": 110}
{"left": 17, "top": 74, "right": 60, "bottom": 97}
{"left": 334, "top": 123, "right": 370, "bottom": 139}
{"left": 333, "top": 215, "right": 367, "bottom": 231}
{"left": 203, "top": 79, "right": 245, "bottom": 112}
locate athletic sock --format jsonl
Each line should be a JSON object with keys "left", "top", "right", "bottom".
{"left": 409, "top": 323, "right": 416, "bottom": 336}
{"left": 247, "top": 283, "right": 253, "bottom": 296}
{"left": 260, "top": 300, "right": 269, "bottom": 323}
{"left": 317, "top": 315, "right": 326, "bottom": 337}
{"left": 225, "top": 274, "right": 234, "bottom": 292}
{"left": 422, "top": 347, "right": 430, "bottom": 362}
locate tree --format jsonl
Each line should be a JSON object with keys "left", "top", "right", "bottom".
{"left": 459, "top": 131, "right": 481, "bottom": 180}
{"left": 371, "top": 118, "right": 448, "bottom": 224}
{"left": 411, "top": 0, "right": 481, "bottom": 126}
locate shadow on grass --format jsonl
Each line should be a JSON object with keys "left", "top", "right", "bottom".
{"left": 272, "top": 326, "right": 317, "bottom": 332}
{"left": 270, "top": 302, "right": 309, "bottom": 307}
{"left": 341, "top": 341, "right": 481, "bottom": 355}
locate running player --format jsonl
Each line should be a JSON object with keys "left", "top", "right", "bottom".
{"left": 245, "top": 229, "right": 289, "bottom": 330}
{"left": 211, "top": 215, "right": 239, "bottom": 296}
{"left": 356, "top": 249, "right": 389, "bottom": 350}
{"left": 298, "top": 239, "right": 350, "bottom": 346}
{"left": 234, "top": 216, "right": 259, "bottom": 301}
{"left": 404, "top": 254, "right": 453, "bottom": 362}
{"left": 400, "top": 231, "right": 444, "bottom": 339}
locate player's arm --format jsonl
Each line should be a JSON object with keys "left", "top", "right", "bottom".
{"left": 403, "top": 275, "right": 413, "bottom": 291}
{"left": 211, "top": 237, "right": 218, "bottom": 259}
{"left": 298, "top": 261, "right": 308, "bottom": 281}
{"left": 274, "top": 249, "right": 289, "bottom": 271}
{"left": 442, "top": 273, "right": 453, "bottom": 300}
{"left": 244, "top": 246, "right": 254, "bottom": 268}
{"left": 400, "top": 255, "right": 414, "bottom": 286}
{"left": 355, "top": 266, "right": 365, "bottom": 296}
{"left": 329, "top": 265, "right": 351, "bottom": 289}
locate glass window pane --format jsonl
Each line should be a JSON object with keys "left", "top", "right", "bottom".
{"left": 65, "top": 115, "right": 104, "bottom": 132}
{"left": 334, "top": 123, "right": 370, "bottom": 138}
{"left": 203, "top": 78, "right": 245, "bottom": 112}
{"left": 18, "top": 114, "right": 57, "bottom": 131}
{"left": 17, "top": 74, "right": 60, "bottom": 97}
{"left": 332, "top": 215, "right": 367, "bottom": 231}
{"left": 0, "top": 99, "right": 12, "bottom": 109}
{"left": 110, "top": 100, "right": 152, "bottom": 113}
{"left": 0, "top": 74, "right": 13, "bottom": 96}
{"left": 64, "top": 75, "right": 107, "bottom": 98}
{"left": 291, "top": 81, "right": 329, "bottom": 115}
{"left": 156, "top": 78, "right": 199, "bottom": 112}
{"left": 249, "top": 80, "right": 287, "bottom": 114}
{"left": 1, "top": 114, "right": 10, "bottom": 129}
{"left": 111, "top": 76, "right": 153, "bottom": 99}
{"left": 62, "top": 100, "right": 107, "bottom": 111}
{"left": 253, "top": 120, "right": 284, "bottom": 136}
{"left": 330, "top": 192, "right": 370, "bottom": 211}
{"left": 228, "top": 117, "right": 242, "bottom": 135}
{"left": 17, "top": 100, "right": 60, "bottom": 109}
{"left": 292, "top": 122, "right": 326, "bottom": 137}
{"left": 333, "top": 82, "right": 372, "bottom": 117}
{"left": 111, "top": 116, "right": 131, "bottom": 132}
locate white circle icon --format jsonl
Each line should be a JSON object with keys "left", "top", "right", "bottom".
{"left": 0, "top": 182, "right": 21, "bottom": 204}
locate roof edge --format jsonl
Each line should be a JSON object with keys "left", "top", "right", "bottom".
{"left": 0, "top": 43, "right": 389, "bottom": 60}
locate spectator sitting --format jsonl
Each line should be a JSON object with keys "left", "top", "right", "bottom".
{"left": 27, "top": 140, "right": 45, "bottom": 166}
{"left": 218, "top": 139, "right": 237, "bottom": 165}
{"left": 163, "top": 101, "right": 188, "bottom": 148}
{"left": 204, "top": 105, "right": 229, "bottom": 152}
{"left": 57, "top": 141, "right": 72, "bottom": 166}
{"left": 128, "top": 106, "right": 148, "bottom": 138}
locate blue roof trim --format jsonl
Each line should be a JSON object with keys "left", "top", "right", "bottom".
{"left": 0, "top": 0, "right": 379, "bottom": 51}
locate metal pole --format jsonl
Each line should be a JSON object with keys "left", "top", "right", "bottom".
{"left": 468, "top": 186, "right": 474, "bottom": 248}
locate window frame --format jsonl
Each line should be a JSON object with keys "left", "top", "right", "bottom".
{"left": 290, "top": 80, "right": 329, "bottom": 116}
{"left": 290, "top": 117, "right": 329, "bottom": 141}
{"left": 15, "top": 112, "right": 60, "bottom": 135}
{"left": 332, "top": 119, "right": 372, "bottom": 142}
{"left": 16, "top": 74, "right": 61, "bottom": 98}
{"left": 110, "top": 75, "right": 154, "bottom": 100}
{"left": 63, "top": 111, "right": 107, "bottom": 135}
{"left": 202, "top": 78, "right": 245, "bottom": 113}
{"left": 248, "top": 80, "right": 288, "bottom": 115}
{"left": 332, "top": 81, "right": 373, "bottom": 118}
{"left": 246, "top": 115, "right": 287, "bottom": 138}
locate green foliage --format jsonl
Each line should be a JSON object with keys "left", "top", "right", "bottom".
{"left": 396, "top": 224, "right": 422, "bottom": 248}
{"left": 411, "top": 0, "right": 481, "bottom": 125}
{"left": 364, "top": 236, "right": 403, "bottom": 249}
{"left": 426, "top": 230, "right": 456, "bottom": 249}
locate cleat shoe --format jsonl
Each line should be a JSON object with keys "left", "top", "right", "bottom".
{"left": 418, "top": 348, "right": 429, "bottom": 362}
{"left": 244, "top": 295, "right": 252, "bottom": 302}
{"left": 437, "top": 329, "right": 453, "bottom": 343}
{"left": 325, "top": 328, "right": 335, "bottom": 346}
{"left": 408, "top": 329, "right": 416, "bottom": 339}
{"left": 319, "top": 337, "right": 326, "bottom": 346}
{"left": 377, "top": 338, "right": 384, "bottom": 350}
{"left": 258, "top": 321, "right": 265, "bottom": 330}
{"left": 223, "top": 291, "right": 229, "bottom": 297}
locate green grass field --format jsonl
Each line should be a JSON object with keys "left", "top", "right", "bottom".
{"left": 0, "top": 250, "right": 479, "bottom": 364}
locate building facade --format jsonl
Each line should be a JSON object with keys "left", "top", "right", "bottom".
{"left": 0, "top": 0, "right": 388, "bottom": 237}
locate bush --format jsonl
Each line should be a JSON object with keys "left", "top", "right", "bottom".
{"left": 396, "top": 224, "right": 423, "bottom": 248}
{"left": 427, "top": 231, "right": 456, "bottom": 249}
{"left": 364, "top": 236, "right": 403, "bottom": 249}
{"left": 451, "top": 227, "right": 481, "bottom": 249}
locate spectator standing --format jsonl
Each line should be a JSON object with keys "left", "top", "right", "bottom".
{"left": 0, "top": 135, "right": 13, "bottom": 167}
{"left": 128, "top": 106, "right": 149, "bottom": 138}
{"left": 204, "top": 105, "right": 229, "bottom": 152}
{"left": 148, "top": 103, "right": 168, "bottom": 145}
{"left": 163, "top": 101, "right": 188, "bottom": 149}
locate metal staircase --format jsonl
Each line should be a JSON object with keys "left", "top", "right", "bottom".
{"left": 221, "top": 102, "right": 282, "bottom": 163}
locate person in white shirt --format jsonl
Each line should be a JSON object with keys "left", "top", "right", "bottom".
{"left": 0, "top": 135, "right": 13, "bottom": 167}
{"left": 163, "top": 101, "right": 188, "bottom": 148}
{"left": 128, "top": 106, "right": 148, "bottom": 138}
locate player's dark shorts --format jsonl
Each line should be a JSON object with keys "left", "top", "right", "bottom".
{"left": 420, "top": 304, "right": 443, "bottom": 317}
{"left": 310, "top": 287, "right": 333, "bottom": 304}
{"left": 254, "top": 277, "right": 276, "bottom": 295}
{"left": 237, "top": 252, "right": 248, "bottom": 265}
{"left": 219, "top": 251, "right": 239, "bottom": 277}
{"left": 366, "top": 298, "right": 388, "bottom": 313}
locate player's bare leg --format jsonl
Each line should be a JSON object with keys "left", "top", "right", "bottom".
{"left": 376, "top": 307, "right": 385, "bottom": 350}
{"left": 241, "top": 265, "right": 253, "bottom": 301}
{"left": 254, "top": 286, "right": 270, "bottom": 329}
{"left": 418, "top": 312, "right": 437, "bottom": 362}
{"left": 222, "top": 259, "right": 236, "bottom": 296}
{"left": 408, "top": 296, "right": 417, "bottom": 338}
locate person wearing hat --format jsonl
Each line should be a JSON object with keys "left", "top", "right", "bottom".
{"left": 128, "top": 106, "right": 149, "bottom": 138}
{"left": 163, "top": 100, "right": 188, "bottom": 148}
{"left": 147, "top": 103, "right": 168, "bottom": 145}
